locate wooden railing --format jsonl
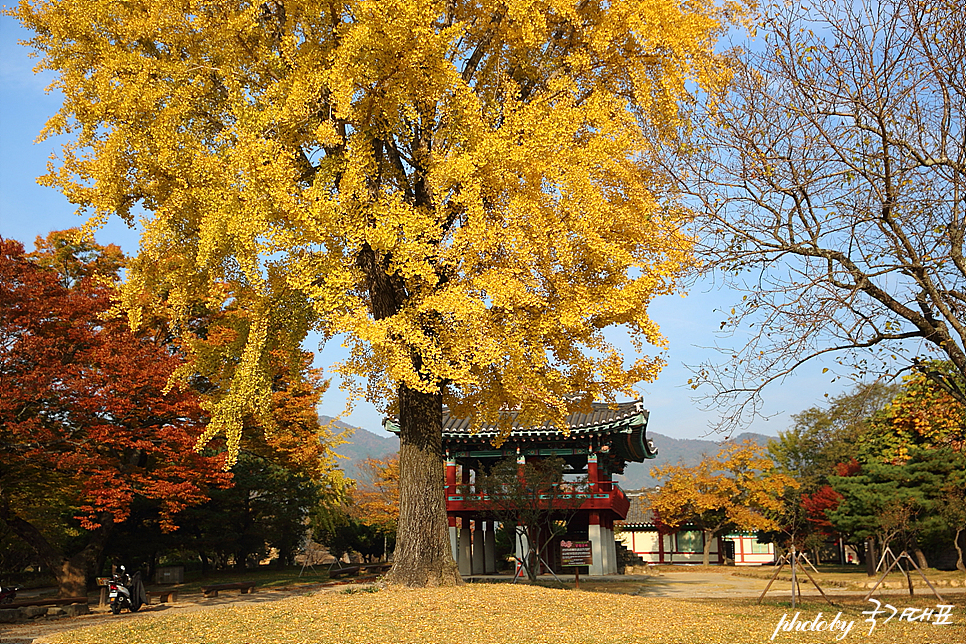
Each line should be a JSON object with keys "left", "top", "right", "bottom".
{"left": 445, "top": 481, "right": 630, "bottom": 518}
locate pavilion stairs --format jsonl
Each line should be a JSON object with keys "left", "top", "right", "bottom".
{"left": 616, "top": 539, "right": 648, "bottom": 574}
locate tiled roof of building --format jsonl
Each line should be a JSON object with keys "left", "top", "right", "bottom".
{"left": 438, "top": 399, "right": 647, "bottom": 439}
{"left": 621, "top": 497, "right": 657, "bottom": 526}
{"left": 385, "top": 399, "right": 658, "bottom": 463}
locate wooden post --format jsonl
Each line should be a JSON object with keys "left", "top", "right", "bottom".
{"left": 902, "top": 551, "right": 946, "bottom": 602}
{"left": 796, "top": 558, "right": 835, "bottom": 606}
{"left": 866, "top": 538, "right": 876, "bottom": 577}
{"left": 756, "top": 558, "right": 786, "bottom": 605}
{"left": 445, "top": 457, "right": 457, "bottom": 497}
{"left": 588, "top": 453, "right": 599, "bottom": 495}
{"left": 758, "top": 551, "right": 833, "bottom": 606}
{"left": 900, "top": 557, "right": 914, "bottom": 596}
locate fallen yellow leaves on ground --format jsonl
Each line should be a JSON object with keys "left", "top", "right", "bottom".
{"left": 48, "top": 584, "right": 964, "bottom": 644}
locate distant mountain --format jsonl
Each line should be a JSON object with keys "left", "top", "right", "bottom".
{"left": 322, "top": 414, "right": 772, "bottom": 489}
{"left": 321, "top": 415, "right": 399, "bottom": 482}
{"left": 613, "top": 431, "right": 774, "bottom": 490}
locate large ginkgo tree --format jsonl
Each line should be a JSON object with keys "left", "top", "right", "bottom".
{"left": 14, "top": 0, "right": 737, "bottom": 585}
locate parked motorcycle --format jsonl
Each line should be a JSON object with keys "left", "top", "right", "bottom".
{"left": 0, "top": 584, "right": 17, "bottom": 604}
{"left": 108, "top": 566, "right": 146, "bottom": 614}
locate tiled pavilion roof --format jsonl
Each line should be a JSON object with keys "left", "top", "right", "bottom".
{"left": 384, "top": 399, "right": 658, "bottom": 464}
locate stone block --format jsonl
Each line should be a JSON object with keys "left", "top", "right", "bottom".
{"left": 47, "top": 607, "right": 66, "bottom": 617}
{"left": 64, "top": 603, "right": 90, "bottom": 617}
{"left": 0, "top": 608, "right": 22, "bottom": 623}
{"left": 22, "top": 606, "right": 48, "bottom": 618}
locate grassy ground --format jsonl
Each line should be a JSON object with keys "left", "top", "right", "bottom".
{"left": 156, "top": 565, "right": 337, "bottom": 594}
{"left": 47, "top": 583, "right": 965, "bottom": 644}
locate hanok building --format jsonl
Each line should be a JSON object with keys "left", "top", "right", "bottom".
{"left": 388, "top": 399, "right": 657, "bottom": 576}
{"left": 618, "top": 501, "right": 778, "bottom": 566}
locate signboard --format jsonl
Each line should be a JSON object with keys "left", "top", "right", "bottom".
{"left": 560, "top": 540, "right": 593, "bottom": 567}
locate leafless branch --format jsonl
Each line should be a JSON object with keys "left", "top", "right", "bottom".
{"left": 664, "top": 0, "right": 966, "bottom": 430}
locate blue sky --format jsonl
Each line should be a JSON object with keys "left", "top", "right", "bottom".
{"left": 0, "top": 15, "right": 844, "bottom": 440}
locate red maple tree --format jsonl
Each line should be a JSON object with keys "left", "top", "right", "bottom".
{"left": 798, "top": 460, "right": 860, "bottom": 538}
{"left": 800, "top": 486, "right": 844, "bottom": 536}
{"left": 0, "top": 236, "right": 227, "bottom": 596}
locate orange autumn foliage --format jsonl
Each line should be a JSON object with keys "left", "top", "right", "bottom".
{"left": 863, "top": 368, "right": 966, "bottom": 463}
{"left": 352, "top": 455, "right": 400, "bottom": 533}
{"left": 647, "top": 441, "right": 797, "bottom": 564}
{"left": 0, "top": 238, "right": 228, "bottom": 530}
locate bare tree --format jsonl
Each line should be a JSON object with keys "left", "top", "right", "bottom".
{"left": 474, "top": 457, "right": 586, "bottom": 582}
{"left": 671, "top": 0, "right": 966, "bottom": 428}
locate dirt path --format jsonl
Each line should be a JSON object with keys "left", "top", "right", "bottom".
{"left": 635, "top": 571, "right": 783, "bottom": 598}
{"left": 0, "top": 581, "right": 370, "bottom": 644}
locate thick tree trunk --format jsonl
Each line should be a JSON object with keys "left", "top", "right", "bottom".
{"left": 702, "top": 530, "right": 712, "bottom": 566}
{"left": 525, "top": 526, "right": 540, "bottom": 582}
{"left": 95, "top": 549, "right": 108, "bottom": 583}
{"left": 357, "top": 221, "right": 459, "bottom": 586}
{"left": 386, "top": 385, "right": 461, "bottom": 587}
{"left": 955, "top": 528, "right": 965, "bottom": 572}
{"left": 0, "top": 502, "right": 112, "bottom": 596}
{"left": 866, "top": 538, "right": 876, "bottom": 576}
{"left": 852, "top": 541, "right": 865, "bottom": 566}
{"left": 56, "top": 555, "right": 91, "bottom": 597}
{"left": 912, "top": 542, "right": 929, "bottom": 570}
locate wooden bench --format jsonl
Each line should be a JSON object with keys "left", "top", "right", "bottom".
{"left": 328, "top": 566, "right": 360, "bottom": 579}
{"left": 3, "top": 597, "right": 87, "bottom": 609}
{"left": 147, "top": 589, "right": 179, "bottom": 604}
{"left": 328, "top": 563, "right": 390, "bottom": 580}
{"left": 200, "top": 582, "right": 256, "bottom": 598}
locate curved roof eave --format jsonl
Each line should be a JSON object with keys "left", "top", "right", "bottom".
{"left": 385, "top": 399, "right": 659, "bottom": 463}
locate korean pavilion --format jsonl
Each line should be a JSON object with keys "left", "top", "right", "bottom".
{"left": 386, "top": 399, "right": 657, "bottom": 576}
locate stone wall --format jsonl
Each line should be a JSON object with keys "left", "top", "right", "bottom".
{"left": 0, "top": 603, "right": 88, "bottom": 623}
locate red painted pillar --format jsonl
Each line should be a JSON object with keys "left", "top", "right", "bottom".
{"left": 588, "top": 453, "right": 599, "bottom": 494}
{"left": 445, "top": 457, "right": 457, "bottom": 497}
